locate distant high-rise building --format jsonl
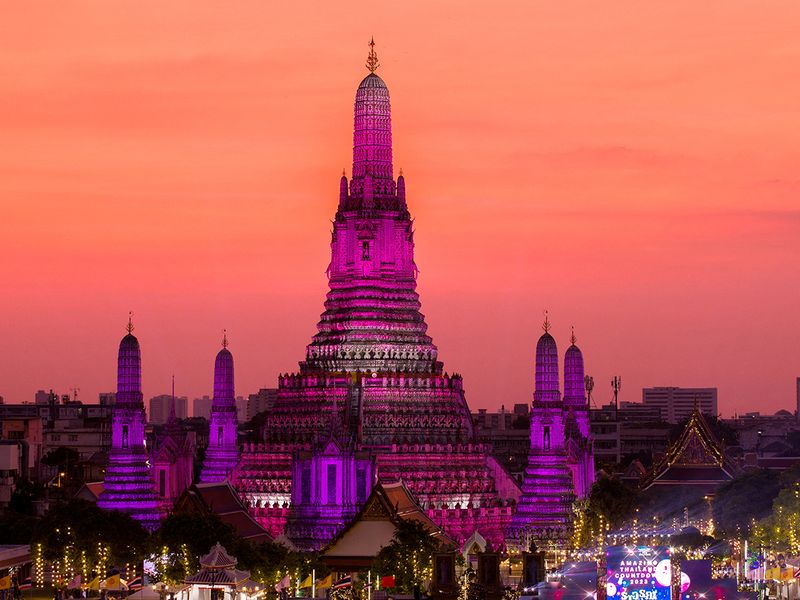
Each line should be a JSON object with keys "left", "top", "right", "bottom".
{"left": 193, "top": 394, "right": 246, "bottom": 420}
{"left": 148, "top": 395, "right": 188, "bottom": 424}
{"left": 641, "top": 387, "right": 718, "bottom": 423}
{"left": 193, "top": 395, "right": 213, "bottom": 419}
{"left": 99, "top": 392, "right": 116, "bottom": 406}
{"left": 246, "top": 388, "right": 276, "bottom": 421}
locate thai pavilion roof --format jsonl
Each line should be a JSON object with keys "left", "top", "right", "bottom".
{"left": 184, "top": 544, "right": 250, "bottom": 588}
{"left": 322, "top": 481, "right": 456, "bottom": 567}
{"left": 199, "top": 543, "right": 237, "bottom": 569}
{"left": 184, "top": 568, "right": 250, "bottom": 586}
{"left": 175, "top": 483, "right": 272, "bottom": 543}
{"left": 640, "top": 408, "right": 737, "bottom": 490}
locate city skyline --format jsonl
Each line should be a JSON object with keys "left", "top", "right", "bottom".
{"left": 2, "top": 2, "right": 799, "bottom": 416}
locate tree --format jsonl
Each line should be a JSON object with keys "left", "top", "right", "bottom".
{"left": 152, "top": 512, "right": 242, "bottom": 581}
{"left": 8, "top": 478, "right": 44, "bottom": 515}
{"left": 0, "top": 511, "right": 37, "bottom": 544}
{"left": 373, "top": 520, "right": 442, "bottom": 594}
{"left": 41, "top": 447, "right": 80, "bottom": 470}
{"left": 749, "top": 467, "right": 800, "bottom": 554}
{"left": 712, "top": 469, "right": 780, "bottom": 537}
{"left": 572, "top": 476, "right": 638, "bottom": 549}
{"left": 589, "top": 476, "right": 638, "bottom": 527}
{"left": 151, "top": 512, "right": 304, "bottom": 583}
{"left": 32, "top": 499, "right": 150, "bottom": 574}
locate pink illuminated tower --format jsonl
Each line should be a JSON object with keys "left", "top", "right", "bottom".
{"left": 98, "top": 316, "right": 161, "bottom": 530}
{"left": 200, "top": 333, "right": 241, "bottom": 483}
{"left": 233, "top": 41, "right": 520, "bottom": 550}
{"left": 563, "top": 330, "right": 594, "bottom": 497}
{"left": 509, "top": 315, "right": 577, "bottom": 550}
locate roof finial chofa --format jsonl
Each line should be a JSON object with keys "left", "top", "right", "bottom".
{"left": 366, "top": 37, "right": 380, "bottom": 73}
{"left": 570, "top": 325, "right": 576, "bottom": 346}
{"left": 126, "top": 311, "right": 134, "bottom": 334}
{"left": 542, "top": 310, "right": 551, "bottom": 333}
{"left": 222, "top": 329, "right": 228, "bottom": 349}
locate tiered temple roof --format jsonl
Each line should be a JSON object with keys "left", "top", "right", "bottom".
{"left": 200, "top": 337, "right": 241, "bottom": 483}
{"left": 232, "top": 42, "right": 519, "bottom": 550}
{"left": 641, "top": 407, "right": 736, "bottom": 491}
{"left": 98, "top": 318, "right": 161, "bottom": 530}
{"left": 185, "top": 543, "right": 250, "bottom": 587}
{"left": 509, "top": 321, "right": 590, "bottom": 550}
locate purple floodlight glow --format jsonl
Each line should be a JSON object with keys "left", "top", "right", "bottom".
{"left": 509, "top": 320, "right": 595, "bottom": 547}
{"left": 98, "top": 321, "right": 162, "bottom": 530}
{"left": 534, "top": 331, "right": 560, "bottom": 404}
{"left": 117, "top": 334, "right": 143, "bottom": 401}
{"left": 200, "top": 342, "right": 240, "bottom": 483}
{"left": 350, "top": 72, "right": 394, "bottom": 193}
{"left": 225, "top": 45, "right": 594, "bottom": 552}
{"left": 564, "top": 341, "right": 586, "bottom": 407}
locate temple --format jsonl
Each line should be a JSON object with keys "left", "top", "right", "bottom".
{"left": 151, "top": 394, "right": 196, "bottom": 512}
{"left": 98, "top": 316, "right": 162, "bottom": 530}
{"left": 200, "top": 333, "right": 241, "bottom": 483}
{"left": 231, "top": 41, "right": 522, "bottom": 550}
{"left": 640, "top": 407, "right": 735, "bottom": 492}
{"left": 508, "top": 318, "right": 594, "bottom": 550}
{"left": 94, "top": 42, "right": 595, "bottom": 550}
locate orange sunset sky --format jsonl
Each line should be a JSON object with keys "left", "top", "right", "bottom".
{"left": 1, "top": 2, "right": 799, "bottom": 416}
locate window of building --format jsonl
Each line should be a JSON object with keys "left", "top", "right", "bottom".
{"left": 301, "top": 465, "right": 311, "bottom": 504}
{"left": 52, "top": 434, "right": 61, "bottom": 442}
{"left": 159, "top": 469, "right": 166, "bottom": 497}
{"left": 356, "top": 467, "right": 367, "bottom": 503}
{"left": 69, "top": 435, "right": 78, "bottom": 442}
{"left": 362, "top": 240, "right": 370, "bottom": 260}
{"left": 217, "top": 426, "right": 224, "bottom": 447}
{"left": 122, "top": 425, "right": 129, "bottom": 449}
{"left": 327, "top": 464, "right": 337, "bottom": 505}
{"left": 543, "top": 426, "right": 551, "bottom": 450}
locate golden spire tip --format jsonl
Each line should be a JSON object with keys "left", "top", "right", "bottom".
{"left": 222, "top": 329, "right": 228, "bottom": 349}
{"left": 366, "top": 37, "right": 380, "bottom": 73}
{"left": 542, "top": 310, "right": 551, "bottom": 333}
{"left": 126, "top": 311, "right": 134, "bottom": 334}
{"left": 570, "top": 326, "right": 576, "bottom": 345}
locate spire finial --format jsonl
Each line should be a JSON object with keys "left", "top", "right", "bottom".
{"left": 342, "top": 168, "right": 346, "bottom": 177}
{"left": 222, "top": 329, "right": 228, "bottom": 349}
{"left": 542, "top": 310, "right": 551, "bottom": 333}
{"left": 126, "top": 311, "right": 134, "bottom": 334}
{"left": 570, "top": 326, "right": 576, "bottom": 345}
{"left": 366, "top": 37, "right": 380, "bottom": 73}
{"left": 399, "top": 167, "right": 403, "bottom": 176}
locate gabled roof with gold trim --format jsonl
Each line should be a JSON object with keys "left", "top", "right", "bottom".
{"left": 641, "top": 408, "right": 736, "bottom": 490}
{"left": 322, "top": 481, "right": 455, "bottom": 562}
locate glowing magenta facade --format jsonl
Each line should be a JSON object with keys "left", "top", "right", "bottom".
{"left": 509, "top": 325, "right": 594, "bottom": 549}
{"left": 98, "top": 324, "right": 162, "bottom": 530}
{"left": 200, "top": 343, "right": 240, "bottom": 483}
{"left": 232, "top": 50, "right": 519, "bottom": 550}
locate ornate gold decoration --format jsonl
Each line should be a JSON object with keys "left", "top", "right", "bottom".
{"left": 366, "top": 37, "right": 380, "bottom": 73}
{"left": 542, "top": 310, "right": 551, "bottom": 333}
{"left": 126, "top": 311, "right": 134, "bottom": 334}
